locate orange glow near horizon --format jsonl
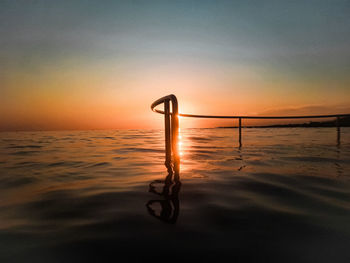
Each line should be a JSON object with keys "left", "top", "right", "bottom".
{"left": 1, "top": 48, "right": 350, "bottom": 132}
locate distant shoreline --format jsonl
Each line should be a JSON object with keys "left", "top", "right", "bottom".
{"left": 217, "top": 116, "right": 350, "bottom": 128}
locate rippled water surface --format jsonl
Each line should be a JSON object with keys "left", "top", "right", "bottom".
{"left": 1, "top": 128, "right": 350, "bottom": 262}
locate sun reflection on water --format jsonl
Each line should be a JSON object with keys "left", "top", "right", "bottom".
{"left": 178, "top": 127, "right": 183, "bottom": 157}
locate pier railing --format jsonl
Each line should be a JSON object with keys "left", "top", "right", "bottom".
{"left": 151, "top": 94, "right": 350, "bottom": 159}
{"left": 151, "top": 95, "right": 180, "bottom": 170}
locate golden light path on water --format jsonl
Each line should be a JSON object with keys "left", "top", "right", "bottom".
{"left": 179, "top": 127, "right": 183, "bottom": 157}
{"left": 0, "top": 128, "right": 350, "bottom": 262}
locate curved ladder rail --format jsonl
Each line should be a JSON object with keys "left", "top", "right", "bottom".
{"left": 152, "top": 94, "right": 350, "bottom": 150}
{"left": 151, "top": 95, "right": 180, "bottom": 170}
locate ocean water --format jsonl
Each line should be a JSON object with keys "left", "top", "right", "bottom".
{"left": 0, "top": 128, "right": 350, "bottom": 262}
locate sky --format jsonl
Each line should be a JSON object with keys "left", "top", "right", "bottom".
{"left": 1, "top": 0, "right": 350, "bottom": 131}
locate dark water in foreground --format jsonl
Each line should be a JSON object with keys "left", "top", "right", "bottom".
{"left": 1, "top": 128, "right": 350, "bottom": 262}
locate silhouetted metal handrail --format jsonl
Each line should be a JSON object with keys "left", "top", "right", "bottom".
{"left": 178, "top": 113, "right": 350, "bottom": 119}
{"left": 151, "top": 94, "right": 350, "bottom": 148}
{"left": 151, "top": 95, "right": 180, "bottom": 171}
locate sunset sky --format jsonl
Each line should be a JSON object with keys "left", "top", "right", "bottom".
{"left": 1, "top": 0, "right": 350, "bottom": 131}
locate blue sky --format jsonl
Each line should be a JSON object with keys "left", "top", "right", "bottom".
{"left": 1, "top": 0, "right": 350, "bottom": 130}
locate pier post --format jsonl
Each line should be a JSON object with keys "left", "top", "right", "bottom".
{"left": 171, "top": 112, "right": 179, "bottom": 161}
{"left": 164, "top": 100, "right": 171, "bottom": 168}
{"left": 336, "top": 117, "right": 340, "bottom": 146}
{"left": 239, "top": 118, "right": 242, "bottom": 147}
{"left": 171, "top": 100, "right": 180, "bottom": 174}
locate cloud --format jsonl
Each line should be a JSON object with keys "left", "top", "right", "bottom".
{"left": 259, "top": 104, "right": 350, "bottom": 116}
